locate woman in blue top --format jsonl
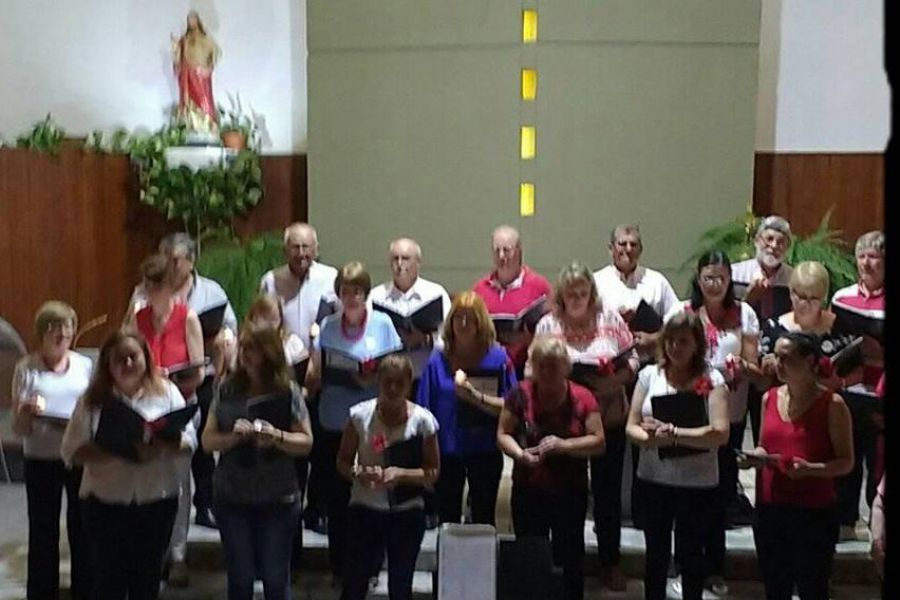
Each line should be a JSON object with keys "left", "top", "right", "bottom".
{"left": 416, "top": 290, "right": 516, "bottom": 525}
{"left": 306, "top": 261, "right": 403, "bottom": 581}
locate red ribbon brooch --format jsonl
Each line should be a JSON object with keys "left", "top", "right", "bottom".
{"left": 360, "top": 358, "right": 379, "bottom": 375}
{"left": 371, "top": 433, "right": 387, "bottom": 454}
{"left": 597, "top": 357, "right": 616, "bottom": 377}
{"left": 817, "top": 356, "right": 834, "bottom": 378}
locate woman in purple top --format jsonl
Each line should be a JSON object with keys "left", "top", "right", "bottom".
{"left": 416, "top": 291, "right": 516, "bottom": 525}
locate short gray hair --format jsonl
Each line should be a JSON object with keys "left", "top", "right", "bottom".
{"left": 855, "top": 230, "right": 884, "bottom": 256}
{"left": 389, "top": 238, "right": 422, "bottom": 261}
{"left": 283, "top": 222, "right": 318, "bottom": 246}
{"left": 159, "top": 232, "right": 197, "bottom": 262}
{"left": 609, "top": 224, "right": 642, "bottom": 246}
{"left": 756, "top": 216, "right": 792, "bottom": 240}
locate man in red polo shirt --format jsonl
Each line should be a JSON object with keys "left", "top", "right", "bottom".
{"left": 473, "top": 225, "right": 551, "bottom": 378}
{"left": 831, "top": 230, "right": 885, "bottom": 541}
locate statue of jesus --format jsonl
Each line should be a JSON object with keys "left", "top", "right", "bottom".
{"left": 172, "top": 11, "right": 221, "bottom": 133}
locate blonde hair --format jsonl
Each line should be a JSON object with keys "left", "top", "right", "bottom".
{"left": 334, "top": 261, "right": 372, "bottom": 297}
{"left": 790, "top": 261, "right": 830, "bottom": 300}
{"left": 553, "top": 261, "right": 600, "bottom": 317}
{"left": 34, "top": 301, "right": 78, "bottom": 338}
{"left": 528, "top": 336, "right": 571, "bottom": 366}
{"left": 442, "top": 291, "right": 496, "bottom": 356}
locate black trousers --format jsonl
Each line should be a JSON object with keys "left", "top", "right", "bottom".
{"left": 590, "top": 425, "right": 626, "bottom": 568}
{"left": 511, "top": 485, "right": 587, "bottom": 600}
{"left": 753, "top": 504, "right": 838, "bottom": 600}
{"left": 290, "top": 456, "right": 310, "bottom": 570}
{"left": 435, "top": 450, "right": 503, "bottom": 525}
{"left": 340, "top": 507, "right": 425, "bottom": 600}
{"left": 24, "top": 458, "right": 91, "bottom": 600}
{"left": 835, "top": 392, "right": 878, "bottom": 526}
{"left": 191, "top": 375, "right": 216, "bottom": 512}
{"left": 81, "top": 496, "right": 177, "bottom": 600}
{"left": 698, "top": 421, "right": 743, "bottom": 576}
{"left": 639, "top": 479, "right": 717, "bottom": 600}
{"left": 747, "top": 386, "right": 764, "bottom": 446}
{"left": 304, "top": 393, "right": 327, "bottom": 519}
{"left": 318, "top": 429, "right": 351, "bottom": 577}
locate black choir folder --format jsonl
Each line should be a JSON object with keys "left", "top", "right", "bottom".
{"left": 373, "top": 296, "right": 444, "bottom": 334}
{"left": 491, "top": 296, "right": 547, "bottom": 335}
{"left": 569, "top": 343, "right": 636, "bottom": 387}
{"left": 198, "top": 303, "right": 228, "bottom": 338}
{"left": 732, "top": 281, "right": 792, "bottom": 317}
{"left": 322, "top": 346, "right": 402, "bottom": 389}
{"left": 630, "top": 300, "right": 663, "bottom": 333}
{"left": 832, "top": 304, "right": 884, "bottom": 343}
{"left": 455, "top": 368, "right": 503, "bottom": 430}
{"left": 384, "top": 435, "right": 424, "bottom": 505}
{"left": 94, "top": 399, "right": 198, "bottom": 462}
{"left": 829, "top": 336, "right": 865, "bottom": 377}
{"left": 650, "top": 392, "right": 709, "bottom": 460}
{"left": 166, "top": 357, "right": 212, "bottom": 382}
{"left": 292, "top": 357, "right": 310, "bottom": 386}
{"left": 315, "top": 296, "right": 339, "bottom": 324}
{"left": 246, "top": 390, "right": 294, "bottom": 430}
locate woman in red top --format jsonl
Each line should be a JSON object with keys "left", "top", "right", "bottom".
{"left": 498, "top": 336, "right": 605, "bottom": 600}
{"left": 133, "top": 253, "right": 205, "bottom": 585}
{"left": 739, "top": 332, "right": 853, "bottom": 600}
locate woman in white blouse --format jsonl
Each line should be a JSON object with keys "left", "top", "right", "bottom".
{"left": 336, "top": 354, "right": 440, "bottom": 600}
{"left": 664, "top": 249, "right": 763, "bottom": 596}
{"left": 626, "top": 312, "right": 729, "bottom": 600}
{"left": 61, "top": 331, "right": 196, "bottom": 600}
{"left": 12, "top": 302, "right": 93, "bottom": 600}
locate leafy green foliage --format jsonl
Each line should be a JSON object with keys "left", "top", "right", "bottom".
{"left": 216, "top": 92, "right": 262, "bottom": 151}
{"left": 15, "top": 114, "right": 65, "bottom": 155}
{"left": 197, "top": 231, "right": 284, "bottom": 323}
{"left": 683, "top": 208, "right": 857, "bottom": 300}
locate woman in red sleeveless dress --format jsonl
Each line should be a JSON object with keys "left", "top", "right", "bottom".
{"left": 739, "top": 331, "right": 853, "bottom": 600}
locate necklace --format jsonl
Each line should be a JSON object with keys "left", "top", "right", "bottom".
{"left": 563, "top": 317, "right": 597, "bottom": 345}
{"left": 341, "top": 310, "right": 367, "bottom": 340}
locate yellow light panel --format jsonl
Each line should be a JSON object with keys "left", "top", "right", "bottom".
{"left": 522, "top": 10, "right": 538, "bottom": 43}
{"left": 520, "top": 183, "right": 535, "bottom": 216}
{"left": 520, "top": 126, "right": 536, "bottom": 159}
{"left": 521, "top": 69, "right": 537, "bottom": 100}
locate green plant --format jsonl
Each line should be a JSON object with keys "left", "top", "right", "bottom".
{"left": 217, "top": 92, "right": 261, "bottom": 150}
{"left": 684, "top": 207, "right": 857, "bottom": 299}
{"left": 197, "top": 231, "right": 284, "bottom": 323}
{"left": 16, "top": 114, "right": 66, "bottom": 155}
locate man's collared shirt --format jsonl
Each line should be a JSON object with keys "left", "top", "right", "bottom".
{"left": 592, "top": 264, "right": 680, "bottom": 320}
{"left": 368, "top": 276, "right": 451, "bottom": 378}
{"left": 259, "top": 261, "right": 338, "bottom": 349}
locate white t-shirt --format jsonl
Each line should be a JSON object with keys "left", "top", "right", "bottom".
{"left": 592, "top": 265, "right": 680, "bottom": 320}
{"left": 368, "top": 277, "right": 451, "bottom": 378}
{"left": 61, "top": 380, "right": 197, "bottom": 505}
{"left": 348, "top": 399, "right": 439, "bottom": 512}
{"left": 635, "top": 365, "right": 726, "bottom": 489}
{"left": 13, "top": 352, "right": 93, "bottom": 459}
{"left": 259, "top": 262, "right": 338, "bottom": 348}
{"left": 664, "top": 301, "right": 760, "bottom": 423}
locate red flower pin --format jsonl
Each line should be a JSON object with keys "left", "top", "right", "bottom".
{"left": 693, "top": 375, "right": 714, "bottom": 397}
{"left": 704, "top": 321, "right": 720, "bottom": 352}
{"left": 360, "top": 358, "right": 379, "bottom": 375}
{"left": 597, "top": 357, "right": 616, "bottom": 377}
{"left": 817, "top": 356, "right": 834, "bottom": 378}
{"left": 371, "top": 433, "right": 387, "bottom": 454}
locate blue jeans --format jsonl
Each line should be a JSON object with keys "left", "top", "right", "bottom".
{"left": 215, "top": 500, "right": 301, "bottom": 600}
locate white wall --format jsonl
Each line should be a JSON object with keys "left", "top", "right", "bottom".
{"left": 0, "top": 0, "right": 307, "bottom": 154}
{"left": 756, "top": 0, "right": 889, "bottom": 152}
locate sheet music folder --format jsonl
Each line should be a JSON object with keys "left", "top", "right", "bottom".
{"left": 94, "top": 399, "right": 198, "bottom": 462}
{"left": 384, "top": 435, "right": 424, "bottom": 505}
{"left": 246, "top": 390, "right": 294, "bottom": 430}
{"left": 454, "top": 368, "right": 503, "bottom": 430}
{"left": 372, "top": 296, "right": 444, "bottom": 333}
{"left": 650, "top": 391, "right": 709, "bottom": 460}
{"left": 491, "top": 296, "right": 547, "bottom": 335}
{"left": 569, "top": 343, "right": 636, "bottom": 387}
{"left": 630, "top": 300, "right": 663, "bottom": 333}
{"left": 832, "top": 304, "right": 884, "bottom": 343}
{"left": 198, "top": 303, "right": 227, "bottom": 338}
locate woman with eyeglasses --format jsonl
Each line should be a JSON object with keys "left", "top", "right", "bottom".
{"left": 12, "top": 302, "right": 93, "bottom": 600}
{"left": 664, "top": 249, "right": 763, "bottom": 597}
{"left": 758, "top": 262, "right": 858, "bottom": 392}
{"left": 739, "top": 331, "right": 853, "bottom": 600}
{"left": 416, "top": 291, "right": 516, "bottom": 526}
{"left": 61, "top": 331, "right": 197, "bottom": 600}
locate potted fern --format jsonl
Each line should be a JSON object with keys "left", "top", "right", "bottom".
{"left": 683, "top": 207, "right": 857, "bottom": 298}
{"left": 217, "top": 93, "right": 260, "bottom": 151}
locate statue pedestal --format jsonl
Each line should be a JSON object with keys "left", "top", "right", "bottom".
{"left": 163, "top": 146, "right": 238, "bottom": 171}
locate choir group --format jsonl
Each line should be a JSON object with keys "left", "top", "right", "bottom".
{"left": 10, "top": 218, "right": 886, "bottom": 600}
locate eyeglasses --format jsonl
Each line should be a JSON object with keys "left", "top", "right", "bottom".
{"left": 700, "top": 275, "right": 727, "bottom": 286}
{"left": 791, "top": 292, "right": 822, "bottom": 305}
{"left": 46, "top": 321, "right": 75, "bottom": 334}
